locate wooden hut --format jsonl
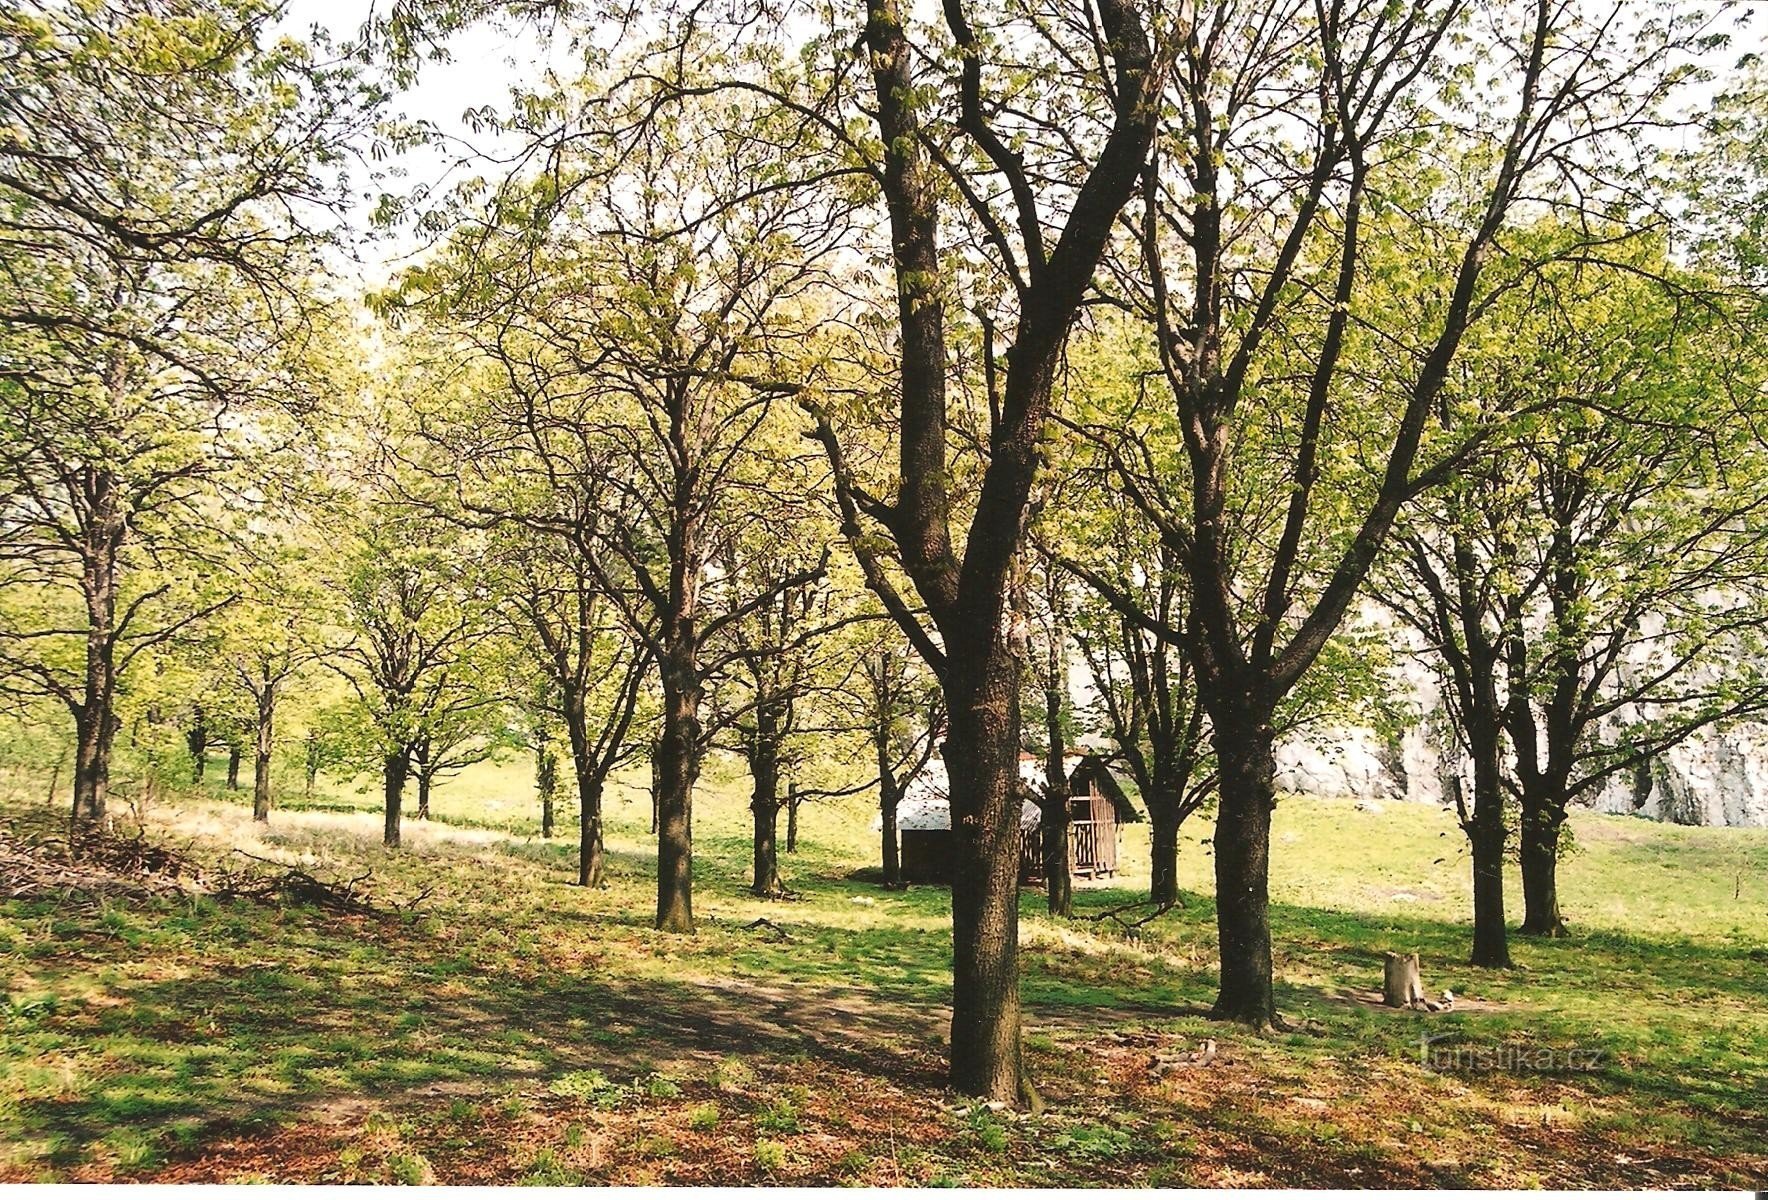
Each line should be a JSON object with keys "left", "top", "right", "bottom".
{"left": 895, "top": 753, "right": 1140, "bottom": 886}
{"left": 1017, "top": 753, "right": 1140, "bottom": 882}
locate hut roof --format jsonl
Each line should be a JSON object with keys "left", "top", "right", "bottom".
{"left": 891, "top": 753, "right": 1141, "bottom": 830}
{"left": 1067, "top": 753, "right": 1143, "bottom": 824}
{"left": 895, "top": 758, "right": 1044, "bottom": 831}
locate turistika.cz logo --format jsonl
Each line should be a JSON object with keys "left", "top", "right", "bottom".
{"left": 1418, "top": 1032, "right": 1606, "bottom": 1074}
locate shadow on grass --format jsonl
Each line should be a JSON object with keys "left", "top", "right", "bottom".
{"left": 7, "top": 814, "right": 1766, "bottom": 1180}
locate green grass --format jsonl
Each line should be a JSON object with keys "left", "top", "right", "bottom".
{"left": 2, "top": 750, "right": 1766, "bottom": 1184}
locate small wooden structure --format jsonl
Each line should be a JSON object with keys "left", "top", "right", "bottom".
{"left": 1017, "top": 754, "right": 1140, "bottom": 882}
{"left": 896, "top": 753, "right": 1140, "bottom": 887}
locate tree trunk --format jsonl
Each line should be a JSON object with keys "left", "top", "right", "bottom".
{"left": 226, "top": 743, "right": 242, "bottom": 790}
{"left": 785, "top": 784, "right": 800, "bottom": 854}
{"left": 748, "top": 723, "right": 786, "bottom": 896}
{"left": 383, "top": 750, "right": 408, "bottom": 848}
{"left": 1469, "top": 816, "right": 1510, "bottom": 965}
{"left": 654, "top": 662, "right": 701, "bottom": 934}
{"left": 73, "top": 494, "right": 120, "bottom": 825}
{"left": 649, "top": 740, "right": 662, "bottom": 836}
{"left": 1040, "top": 798, "right": 1072, "bottom": 917}
{"left": 1518, "top": 799, "right": 1567, "bottom": 937}
{"left": 537, "top": 740, "right": 557, "bottom": 840}
{"left": 416, "top": 771, "right": 431, "bottom": 821}
{"left": 579, "top": 781, "right": 605, "bottom": 888}
{"left": 752, "top": 799, "right": 783, "bottom": 897}
{"left": 252, "top": 684, "right": 275, "bottom": 823}
{"left": 1464, "top": 747, "right": 1511, "bottom": 966}
{"left": 1210, "top": 715, "right": 1278, "bottom": 1027}
{"left": 1148, "top": 797, "right": 1181, "bottom": 908}
{"left": 187, "top": 706, "right": 207, "bottom": 782}
{"left": 72, "top": 703, "right": 114, "bottom": 824}
{"left": 880, "top": 776, "right": 903, "bottom": 888}
{"left": 944, "top": 645, "right": 1029, "bottom": 1104}
{"left": 1041, "top": 657, "right": 1071, "bottom": 917}
{"left": 565, "top": 696, "right": 606, "bottom": 889}
{"left": 304, "top": 730, "right": 320, "bottom": 797}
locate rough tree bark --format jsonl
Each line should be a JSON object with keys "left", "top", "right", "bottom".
{"left": 1148, "top": 799, "right": 1181, "bottom": 907}
{"left": 1518, "top": 798, "right": 1567, "bottom": 937}
{"left": 1210, "top": 708, "right": 1278, "bottom": 1027}
{"left": 566, "top": 695, "right": 606, "bottom": 887}
{"left": 72, "top": 701, "right": 116, "bottom": 824}
{"left": 1461, "top": 693, "right": 1513, "bottom": 964}
{"left": 746, "top": 703, "right": 786, "bottom": 896}
{"left": 70, "top": 473, "right": 123, "bottom": 824}
{"left": 944, "top": 645, "right": 1031, "bottom": 1103}
{"left": 382, "top": 749, "right": 409, "bottom": 848}
{"left": 752, "top": 793, "right": 784, "bottom": 897}
{"left": 654, "top": 641, "right": 702, "bottom": 933}
{"left": 836, "top": 0, "right": 1154, "bottom": 1103}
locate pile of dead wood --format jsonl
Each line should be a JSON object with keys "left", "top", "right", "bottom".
{"left": 1, "top": 818, "right": 417, "bottom": 918}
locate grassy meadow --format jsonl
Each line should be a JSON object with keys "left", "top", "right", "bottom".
{"left": 2, "top": 749, "right": 1766, "bottom": 1185}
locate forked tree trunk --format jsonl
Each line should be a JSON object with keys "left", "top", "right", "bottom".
{"left": 654, "top": 659, "right": 701, "bottom": 934}
{"left": 945, "top": 645, "right": 1031, "bottom": 1104}
{"left": 1518, "top": 799, "right": 1567, "bottom": 937}
{"left": 1210, "top": 715, "right": 1278, "bottom": 1027}
{"left": 252, "top": 685, "right": 275, "bottom": 823}
{"left": 383, "top": 750, "right": 408, "bottom": 848}
{"left": 416, "top": 771, "right": 432, "bottom": 821}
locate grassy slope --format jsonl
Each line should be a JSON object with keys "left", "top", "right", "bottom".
{"left": 2, "top": 753, "right": 1765, "bottom": 1186}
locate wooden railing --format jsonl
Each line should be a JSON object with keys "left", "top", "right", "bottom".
{"left": 1018, "top": 819, "right": 1117, "bottom": 880}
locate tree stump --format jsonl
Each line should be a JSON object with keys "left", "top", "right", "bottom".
{"left": 1383, "top": 951, "right": 1427, "bottom": 1010}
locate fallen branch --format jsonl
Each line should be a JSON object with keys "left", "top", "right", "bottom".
{"left": 1079, "top": 898, "right": 1175, "bottom": 935}
{"left": 741, "top": 916, "right": 794, "bottom": 943}
{"left": 0, "top": 816, "right": 422, "bottom": 919}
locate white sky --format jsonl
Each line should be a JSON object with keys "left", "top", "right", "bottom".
{"left": 278, "top": 0, "right": 1760, "bottom": 292}
{"left": 279, "top": 0, "right": 561, "bottom": 287}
